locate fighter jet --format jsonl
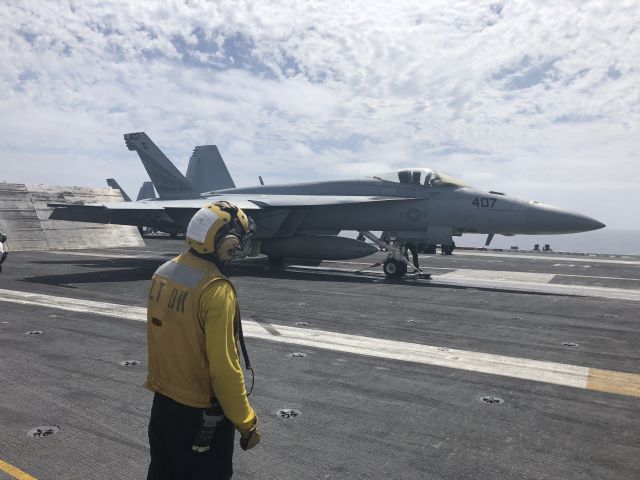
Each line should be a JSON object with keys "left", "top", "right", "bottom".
{"left": 124, "top": 133, "right": 603, "bottom": 256}
{"left": 48, "top": 133, "right": 604, "bottom": 278}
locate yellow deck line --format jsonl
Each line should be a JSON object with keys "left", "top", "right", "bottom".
{"left": 0, "top": 460, "right": 37, "bottom": 480}
{"left": 587, "top": 368, "right": 640, "bottom": 397}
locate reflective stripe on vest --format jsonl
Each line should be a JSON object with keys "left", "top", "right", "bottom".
{"left": 155, "top": 259, "right": 205, "bottom": 289}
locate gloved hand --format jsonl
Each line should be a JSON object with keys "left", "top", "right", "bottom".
{"left": 240, "top": 418, "right": 261, "bottom": 451}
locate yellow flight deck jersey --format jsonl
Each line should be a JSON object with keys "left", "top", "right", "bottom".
{"left": 145, "top": 251, "right": 255, "bottom": 433}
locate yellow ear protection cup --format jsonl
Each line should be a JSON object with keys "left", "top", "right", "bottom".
{"left": 216, "top": 234, "right": 241, "bottom": 262}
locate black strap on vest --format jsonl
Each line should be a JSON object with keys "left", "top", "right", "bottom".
{"left": 189, "top": 248, "right": 254, "bottom": 394}
{"left": 237, "top": 309, "right": 254, "bottom": 395}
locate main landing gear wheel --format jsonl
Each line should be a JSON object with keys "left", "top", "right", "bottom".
{"left": 425, "top": 244, "right": 437, "bottom": 254}
{"left": 383, "top": 258, "right": 407, "bottom": 278}
{"left": 442, "top": 244, "right": 455, "bottom": 255}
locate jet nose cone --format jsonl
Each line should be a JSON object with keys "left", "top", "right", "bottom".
{"left": 527, "top": 203, "right": 606, "bottom": 234}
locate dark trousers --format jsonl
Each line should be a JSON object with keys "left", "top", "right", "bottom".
{"left": 147, "top": 392, "right": 235, "bottom": 480}
{"left": 406, "top": 243, "right": 419, "bottom": 269}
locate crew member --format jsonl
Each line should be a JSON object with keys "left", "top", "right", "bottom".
{"left": 0, "top": 234, "right": 7, "bottom": 273}
{"left": 405, "top": 241, "right": 419, "bottom": 272}
{"left": 145, "top": 201, "right": 261, "bottom": 480}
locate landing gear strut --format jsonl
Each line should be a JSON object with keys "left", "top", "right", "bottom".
{"left": 359, "top": 231, "right": 431, "bottom": 280}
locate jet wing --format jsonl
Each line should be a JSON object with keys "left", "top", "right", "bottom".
{"left": 48, "top": 201, "right": 180, "bottom": 230}
{"left": 49, "top": 194, "right": 408, "bottom": 213}
{"left": 48, "top": 194, "right": 413, "bottom": 237}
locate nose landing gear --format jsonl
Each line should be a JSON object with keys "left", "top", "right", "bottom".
{"left": 359, "top": 231, "right": 431, "bottom": 280}
{"left": 383, "top": 258, "right": 407, "bottom": 278}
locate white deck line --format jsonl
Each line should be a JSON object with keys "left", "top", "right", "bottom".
{"left": 324, "top": 252, "right": 640, "bottom": 266}
{"left": 0, "top": 288, "right": 601, "bottom": 392}
{"left": 432, "top": 274, "right": 640, "bottom": 302}
{"left": 286, "top": 264, "right": 640, "bottom": 302}
{"left": 453, "top": 250, "right": 640, "bottom": 266}
{"left": 437, "top": 269, "right": 556, "bottom": 283}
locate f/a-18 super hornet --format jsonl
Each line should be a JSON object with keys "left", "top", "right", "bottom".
{"left": 49, "top": 132, "right": 605, "bottom": 278}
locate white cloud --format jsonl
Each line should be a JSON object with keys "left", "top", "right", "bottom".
{"left": 0, "top": 0, "right": 638, "bottom": 227}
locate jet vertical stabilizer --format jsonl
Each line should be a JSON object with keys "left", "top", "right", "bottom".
{"left": 186, "top": 145, "right": 236, "bottom": 193}
{"left": 124, "top": 132, "right": 199, "bottom": 200}
{"left": 106, "top": 178, "right": 131, "bottom": 202}
{"left": 136, "top": 181, "right": 156, "bottom": 201}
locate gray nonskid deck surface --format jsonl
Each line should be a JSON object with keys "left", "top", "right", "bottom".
{"left": 0, "top": 239, "right": 638, "bottom": 479}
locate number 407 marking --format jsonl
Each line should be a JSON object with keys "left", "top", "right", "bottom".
{"left": 472, "top": 198, "right": 496, "bottom": 208}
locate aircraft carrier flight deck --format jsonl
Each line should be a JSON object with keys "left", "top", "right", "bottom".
{"left": 0, "top": 239, "right": 638, "bottom": 479}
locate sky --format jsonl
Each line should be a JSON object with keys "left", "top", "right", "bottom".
{"left": 1, "top": 0, "right": 638, "bottom": 229}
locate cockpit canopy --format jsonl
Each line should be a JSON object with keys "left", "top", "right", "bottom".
{"left": 372, "top": 168, "right": 466, "bottom": 188}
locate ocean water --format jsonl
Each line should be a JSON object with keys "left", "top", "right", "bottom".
{"left": 454, "top": 229, "right": 640, "bottom": 256}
